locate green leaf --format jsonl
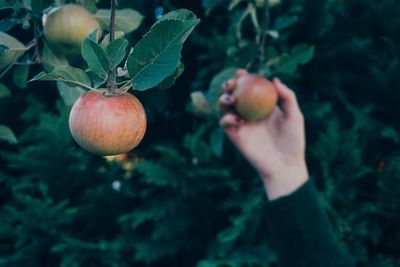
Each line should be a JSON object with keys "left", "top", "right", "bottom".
{"left": 209, "top": 67, "right": 237, "bottom": 98}
{"left": 87, "top": 29, "right": 101, "bottom": 42}
{"left": 158, "top": 8, "right": 197, "bottom": 21}
{"left": 56, "top": 81, "right": 85, "bottom": 106}
{"left": 100, "top": 31, "right": 125, "bottom": 48}
{"left": 0, "top": 31, "right": 27, "bottom": 69}
{"left": 30, "top": 65, "right": 94, "bottom": 91}
{"left": 0, "top": 0, "right": 14, "bottom": 10}
{"left": 41, "top": 43, "right": 68, "bottom": 72}
{"left": 79, "top": 0, "right": 99, "bottom": 13}
{"left": 30, "top": 0, "right": 53, "bottom": 15}
{"left": 277, "top": 43, "right": 315, "bottom": 74}
{"left": 156, "top": 62, "right": 185, "bottom": 90}
{"left": 105, "top": 38, "right": 128, "bottom": 70}
{"left": 0, "top": 125, "right": 17, "bottom": 144}
{"left": 82, "top": 33, "right": 109, "bottom": 78}
{"left": 203, "top": 0, "right": 228, "bottom": 16}
{"left": 210, "top": 127, "right": 224, "bottom": 157}
{"left": 381, "top": 127, "right": 399, "bottom": 144}
{"left": 96, "top": 8, "right": 144, "bottom": 34}
{"left": 0, "top": 83, "right": 11, "bottom": 97}
{"left": 13, "top": 65, "right": 29, "bottom": 88}
{"left": 0, "top": 18, "right": 20, "bottom": 31}
{"left": 273, "top": 15, "right": 298, "bottom": 31}
{"left": 127, "top": 9, "right": 199, "bottom": 91}
{"left": 229, "top": 0, "right": 244, "bottom": 11}
{"left": 86, "top": 70, "right": 106, "bottom": 88}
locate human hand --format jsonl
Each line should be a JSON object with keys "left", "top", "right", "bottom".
{"left": 219, "top": 69, "right": 309, "bottom": 200}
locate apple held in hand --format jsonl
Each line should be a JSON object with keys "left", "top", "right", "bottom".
{"left": 69, "top": 91, "right": 147, "bottom": 156}
{"left": 233, "top": 73, "right": 278, "bottom": 120}
{"left": 43, "top": 4, "right": 100, "bottom": 55}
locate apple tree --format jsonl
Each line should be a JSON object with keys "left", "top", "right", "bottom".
{"left": 0, "top": 0, "right": 199, "bottom": 154}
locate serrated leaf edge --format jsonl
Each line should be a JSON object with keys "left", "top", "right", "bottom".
{"left": 129, "top": 19, "right": 199, "bottom": 89}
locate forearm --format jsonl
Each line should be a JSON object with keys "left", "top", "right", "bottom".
{"left": 265, "top": 180, "right": 356, "bottom": 267}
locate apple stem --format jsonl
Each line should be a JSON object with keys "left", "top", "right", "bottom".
{"left": 107, "top": 0, "right": 118, "bottom": 94}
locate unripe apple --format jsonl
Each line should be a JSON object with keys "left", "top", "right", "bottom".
{"left": 69, "top": 91, "right": 147, "bottom": 156}
{"left": 233, "top": 74, "right": 278, "bottom": 120}
{"left": 43, "top": 4, "right": 101, "bottom": 55}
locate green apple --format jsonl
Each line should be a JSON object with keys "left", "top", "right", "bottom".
{"left": 43, "top": 4, "right": 101, "bottom": 55}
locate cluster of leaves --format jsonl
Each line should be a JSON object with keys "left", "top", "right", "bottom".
{"left": 32, "top": 8, "right": 199, "bottom": 93}
{"left": 1, "top": 0, "right": 400, "bottom": 266}
{"left": 0, "top": 0, "right": 199, "bottom": 144}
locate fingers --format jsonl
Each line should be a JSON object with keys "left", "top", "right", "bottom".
{"left": 220, "top": 113, "right": 245, "bottom": 141}
{"left": 220, "top": 113, "right": 242, "bottom": 129}
{"left": 219, "top": 69, "right": 248, "bottom": 133}
{"left": 218, "top": 93, "right": 236, "bottom": 113}
{"left": 266, "top": 106, "right": 284, "bottom": 121}
{"left": 222, "top": 69, "right": 248, "bottom": 93}
{"left": 273, "top": 78, "right": 303, "bottom": 119}
{"left": 236, "top": 68, "right": 248, "bottom": 78}
{"left": 222, "top": 79, "right": 236, "bottom": 93}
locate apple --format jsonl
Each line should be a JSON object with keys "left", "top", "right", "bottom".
{"left": 233, "top": 73, "right": 278, "bottom": 120}
{"left": 69, "top": 91, "right": 147, "bottom": 156}
{"left": 43, "top": 4, "right": 101, "bottom": 55}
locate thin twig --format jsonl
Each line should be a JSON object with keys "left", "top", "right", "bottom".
{"left": 109, "top": 0, "right": 117, "bottom": 43}
{"left": 120, "top": 82, "right": 133, "bottom": 92}
{"left": 33, "top": 19, "right": 40, "bottom": 60}
{"left": 107, "top": 0, "right": 118, "bottom": 93}
{"left": 14, "top": 61, "right": 40, "bottom": 66}
{"left": 0, "top": 64, "right": 13, "bottom": 80}
{"left": 258, "top": 4, "right": 270, "bottom": 74}
{"left": 26, "top": 39, "right": 37, "bottom": 50}
{"left": 0, "top": 32, "right": 42, "bottom": 80}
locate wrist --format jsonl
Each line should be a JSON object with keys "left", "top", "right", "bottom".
{"left": 260, "top": 161, "right": 309, "bottom": 200}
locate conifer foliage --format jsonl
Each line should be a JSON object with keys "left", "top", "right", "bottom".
{"left": 1, "top": 0, "right": 400, "bottom": 266}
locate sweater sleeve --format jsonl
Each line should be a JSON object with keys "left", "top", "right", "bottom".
{"left": 265, "top": 180, "right": 356, "bottom": 267}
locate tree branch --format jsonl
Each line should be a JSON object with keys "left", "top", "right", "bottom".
{"left": 107, "top": 0, "right": 118, "bottom": 93}
{"left": 109, "top": 0, "right": 117, "bottom": 43}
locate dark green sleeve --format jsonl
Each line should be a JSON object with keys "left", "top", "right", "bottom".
{"left": 265, "top": 180, "right": 356, "bottom": 267}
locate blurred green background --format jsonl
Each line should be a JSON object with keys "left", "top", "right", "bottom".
{"left": 1, "top": 0, "right": 400, "bottom": 266}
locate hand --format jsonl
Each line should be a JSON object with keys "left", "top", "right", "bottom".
{"left": 219, "top": 69, "right": 309, "bottom": 200}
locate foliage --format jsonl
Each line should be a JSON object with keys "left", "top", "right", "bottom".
{"left": 1, "top": 0, "right": 198, "bottom": 106}
{"left": 1, "top": 0, "right": 400, "bottom": 266}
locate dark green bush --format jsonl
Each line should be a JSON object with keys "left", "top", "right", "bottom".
{"left": 0, "top": 0, "right": 399, "bottom": 266}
